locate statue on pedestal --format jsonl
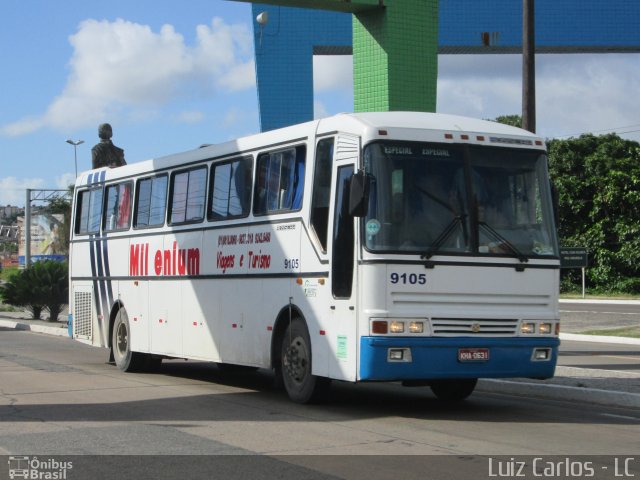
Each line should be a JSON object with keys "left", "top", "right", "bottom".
{"left": 91, "top": 123, "right": 126, "bottom": 169}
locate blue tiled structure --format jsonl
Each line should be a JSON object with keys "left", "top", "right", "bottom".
{"left": 251, "top": 1, "right": 640, "bottom": 131}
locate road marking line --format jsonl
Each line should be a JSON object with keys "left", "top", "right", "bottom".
{"left": 601, "top": 355, "right": 640, "bottom": 361}
{"left": 600, "top": 413, "right": 640, "bottom": 421}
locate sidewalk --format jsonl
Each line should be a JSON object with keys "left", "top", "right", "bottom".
{"left": 1, "top": 308, "right": 639, "bottom": 409}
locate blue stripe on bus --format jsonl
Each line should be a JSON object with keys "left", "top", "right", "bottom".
{"left": 102, "top": 237, "right": 114, "bottom": 309}
{"left": 359, "top": 336, "right": 559, "bottom": 381}
{"left": 94, "top": 237, "right": 109, "bottom": 322}
{"left": 88, "top": 235, "right": 104, "bottom": 345}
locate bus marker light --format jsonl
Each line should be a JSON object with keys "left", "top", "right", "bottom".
{"left": 296, "top": 278, "right": 303, "bottom": 285}
{"left": 267, "top": 326, "right": 273, "bottom": 331}
{"left": 555, "top": 323, "right": 560, "bottom": 335}
{"left": 378, "top": 129, "right": 388, "bottom": 135}
{"left": 371, "top": 320, "right": 388, "bottom": 334}
{"left": 477, "top": 136, "right": 485, "bottom": 141}
{"left": 319, "top": 330, "right": 326, "bottom": 336}
{"left": 444, "top": 133, "right": 453, "bottom": 139}
{"left": 232, "top": 323, "right": 238, "bottom": 328}
{"left": 318, "top": 278, "right": 325, "bottom": 285}
{"left": 389, "top": 321, "right": 405, "bottom": 333}
{"left": 461, "top": 134, "right": 469, "bottom": 140}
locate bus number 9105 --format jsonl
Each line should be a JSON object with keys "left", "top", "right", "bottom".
{"left": 390, "top": 273, "right": 426, "bottom": 285}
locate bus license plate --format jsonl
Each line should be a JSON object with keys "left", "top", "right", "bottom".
{"left": 458, "top": 348, "right": 490, "bottom": 362}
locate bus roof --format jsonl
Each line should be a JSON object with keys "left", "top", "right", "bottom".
{"left": 77, "top": 112, "right": 543, "bottom": 184}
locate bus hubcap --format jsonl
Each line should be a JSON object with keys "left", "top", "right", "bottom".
{"left": 284, "top": 336, "right": 308, "bottom": 383}
{"left": 116, "top": 323, "right": 128, "bottom": 356}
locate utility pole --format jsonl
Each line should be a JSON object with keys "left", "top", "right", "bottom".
{"left": 522, "top": 0, "right": 536, "bottom": 133}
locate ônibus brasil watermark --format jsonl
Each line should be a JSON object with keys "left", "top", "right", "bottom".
{"left": 8, "top": 456, "right": 72, "bottom": 480}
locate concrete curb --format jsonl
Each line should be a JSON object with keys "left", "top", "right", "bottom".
{"left": 478, "top": 378, "right": 640, "bottom": 409}
{"left": 0, "top": 318, "right": 70, "bottom": 337}
{"left": 560, "top": 332, "right": 640, "bottom": 346}
{"left": 560, "top": 298, "right": 640, "bottom": 305}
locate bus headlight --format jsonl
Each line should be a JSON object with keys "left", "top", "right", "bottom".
{"left": 539, "top": 323, "right": 552, "bottom": 334}
{"left": 521, "top": 322, "right": 535, "bottom": 334}
{"left": 389, "top": 321, "right": 405, "bottom": 333}
{"left": 409, "top": 321, "right": 424, "bottom": 333}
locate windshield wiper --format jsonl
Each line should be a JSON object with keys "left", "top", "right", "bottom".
{"left": 479, "top": 221, "right": 529, "bottom": 265}
{"left": 420, "top": 215, "right": 467, "bottom": 266}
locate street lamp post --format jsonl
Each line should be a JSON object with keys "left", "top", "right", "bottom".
{"left": 66, "top": 139, "right": 84, "bottom": 177}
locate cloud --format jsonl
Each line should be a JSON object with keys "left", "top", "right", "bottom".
{"left": 313, "top": 55, "right": 353, "bottom": 92}
{"left": 1, "top": 17, "right": 255, "bottom": 136}
{"left": 437, "top": 53, "right": 640, "bottom": 141}
{"left": 0, "top": 177, "right": 47, "bottom": 207}
{"left": 314, "top": 100, "right": 329, "bottom": 120}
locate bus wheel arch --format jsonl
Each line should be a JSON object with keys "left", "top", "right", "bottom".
{"left": 110, "top": 303, "right": 160, "bottom": 372}
{"left": 108, "top": 301, "right": 125, "bottom": 350}
{"left": 272, "top": 309, "right": 330, "bottom": 403}
{"left": 270, "top": 304, "right": 305, "bottom": 370}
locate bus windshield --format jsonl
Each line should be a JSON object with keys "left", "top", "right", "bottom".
{"left": 363, "top": 141, "right": 558, "bottom": 258}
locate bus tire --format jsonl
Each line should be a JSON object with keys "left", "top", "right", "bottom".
{"left": 430, "top": 378, "right": 477, "bottom": 402}
{"left": 112, "top": 308, "right": 148, "bottom": 372}
{"left": 280, "top": 318, "right": 330, "bottom": 403}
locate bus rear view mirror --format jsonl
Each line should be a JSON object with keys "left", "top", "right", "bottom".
{"left": 348, "top": 170, "right": 371, "bottom": 217}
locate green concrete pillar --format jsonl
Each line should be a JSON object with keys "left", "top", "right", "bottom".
{"left": 353, "top": 0, "right": 439, "bottom": 113}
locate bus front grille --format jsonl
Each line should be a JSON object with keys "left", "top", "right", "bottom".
{"left": 430, "top": 318, "right": 518, "bottom": 336}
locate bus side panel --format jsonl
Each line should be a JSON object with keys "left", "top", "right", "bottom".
{"left": 125, "top": 280, "right": 149, "bottom": 353}
{"left": 182, "top": 278, "right": 222, "bottom": 362}
{"left": 149, "top": 280, "right": 182, "bottom": 356}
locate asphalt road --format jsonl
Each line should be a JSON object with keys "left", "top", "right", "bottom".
{"left": 560, "top": 301, "right": 640, "bottom": 333}
{"left": 559, "top": 339, "right": 640, "bottom": 373}
{"left": 0, "top": 328, "right": 638, "bottom": 479}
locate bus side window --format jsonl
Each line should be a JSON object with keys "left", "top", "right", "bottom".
{"left": 169, "top": 166, "right": 207, "bottom": 224}
{"left": 254, "top": 145, "right": 306, "bottom": 215}
{"left": 209, "top": 156, "right": 253, "bottom": 220}
{"left": 75, "top": 187, "right": 104, "bottom": 235}
{"left": 332, "top": 165, "right": 355, "bottom": 298}
{"left": 103, "top": 182, "right": 133, "bottom": 232}
{"left": 135, "top": 175, "right": 168, "bottom": 228}
{"left": 310, "top": 138, "right": 334, "bottom": 252}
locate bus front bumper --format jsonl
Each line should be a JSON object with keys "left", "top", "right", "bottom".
{"left": 359, "top": 336, "right": 560, "bottom": 381}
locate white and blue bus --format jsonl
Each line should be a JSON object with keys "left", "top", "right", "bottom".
{"left": 69, "top": 112, "right": 560, "bottom": 403}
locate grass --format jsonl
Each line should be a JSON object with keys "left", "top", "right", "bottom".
{"left": 580, "top": 326, "right": 640, "bottom": 338}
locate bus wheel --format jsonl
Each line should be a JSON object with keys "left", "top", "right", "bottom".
{"left": 112, "top": 308, "right": 147, "bottom": 372}
{"left": 280, "top": 319, "right": 330, "bottom": 403}
{"left": 430, "top": 378, "right": 478, "bottom": 402}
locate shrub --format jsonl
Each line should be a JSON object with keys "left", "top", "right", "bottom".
{"left": 0, "top": 260, "right": 68, "bottom": 321}
{"left": 0, "top": 268, "right": 44, "bottom": 319}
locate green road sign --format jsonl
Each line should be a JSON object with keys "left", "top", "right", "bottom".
{"left": 560, "top": 247, "right": 588, "bottom": 269}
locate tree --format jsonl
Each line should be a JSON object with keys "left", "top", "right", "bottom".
{"left": 492, "top": 115, "right": 522, "bottom": 128}
{"left": 547, "top": 134, "right": 640, "bottom": 293}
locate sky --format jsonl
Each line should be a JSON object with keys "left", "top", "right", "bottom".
{"left": 1, "top": 0, "right": 639, "bottom": 208}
